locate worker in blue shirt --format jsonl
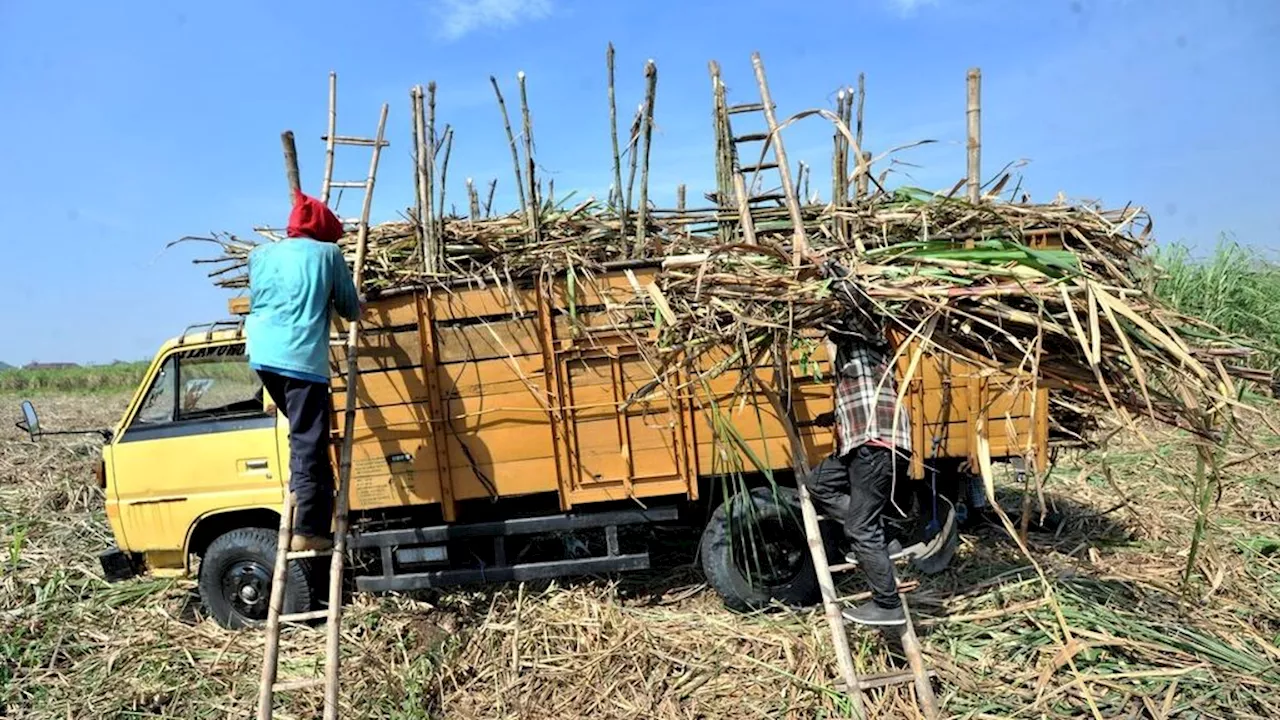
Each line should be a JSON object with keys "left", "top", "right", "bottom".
{"left": 246, "top": 191, "right": 361, "bottom": 551}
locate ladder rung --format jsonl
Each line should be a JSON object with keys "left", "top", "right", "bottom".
{"left": 341, "top": 218, "right": 361, "bottom": 225}
{"left": 747, "top": 192, "right": 786, "bottom": 204}
{"left": 836, "top": 669, "right": 936, "bottom": 692}
{"left": 322, "top": 135, "right": 390, "bottom": 147}
{"left": 727, "top": 102, "right": 770, "bottom": 114}
{"left": 733, "top": 131, "right": 770, "bottom": 143}
{"left": 279, "top": 609, "right": 330, "bottom": 623}
{"left": 828, "top": 561, "right": 857, "bottom": 574}
{"left": 739, "top": 162, "right": 779, "bottom": 174}
{"left": 328, "top": 181, "right": 367, "bottom": 189}
{"left": 272, "top": 677, "right": 325, "bottom": 693}
{"left": 285, "top": 548, "right": 333, "bottom": 560}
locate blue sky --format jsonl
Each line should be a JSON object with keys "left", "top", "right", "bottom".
{"left": 1, "top": 0, "right": 1277, "bottom": 365}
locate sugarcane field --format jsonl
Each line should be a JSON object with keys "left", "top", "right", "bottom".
{"left": 5, "top": 4, "right": 1280, "bottom": 719}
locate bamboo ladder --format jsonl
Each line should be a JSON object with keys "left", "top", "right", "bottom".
{"left": 713, "top": 53, "right": 940, "bottom": 720}
{"left": 256, "top": 72, "right": 390, "bottom": 720}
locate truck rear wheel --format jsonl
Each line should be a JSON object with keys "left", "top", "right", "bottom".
{"left": 700, "top": 486, "right": 821, "bottom": 612}
{"left": 198, "top": 527, "right": 314, "bottom": 630}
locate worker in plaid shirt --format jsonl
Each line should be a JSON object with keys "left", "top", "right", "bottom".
{"left": 803, "top": 257, "right": 913, "bottom": 627}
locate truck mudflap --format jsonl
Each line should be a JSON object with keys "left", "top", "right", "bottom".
{"left": 351, "top": 506, "right": 680, "bottom": 593}
{"left": 99, "top": 548, "right": 143, "bottom": 582}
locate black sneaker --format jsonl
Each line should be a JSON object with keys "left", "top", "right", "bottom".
{"left": 843, "top": 538, "right": 908, "bottom": 566}
{"left": 842, "top": 600, "right": 907, "bottom": 626}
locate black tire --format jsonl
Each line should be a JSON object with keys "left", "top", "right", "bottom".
{"left": 700, "top": 486, "right": 821, "bottom": 612}
{"left": 198, "top": 527, "right": 313, "bottom": 630}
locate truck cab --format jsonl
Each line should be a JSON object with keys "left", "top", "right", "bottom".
{"left": 99, "top": 325, "right": 299, "bottom": 625}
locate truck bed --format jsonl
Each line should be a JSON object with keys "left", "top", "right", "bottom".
{"left": 237, "top": 263, "right": 1046, "bottom": 520}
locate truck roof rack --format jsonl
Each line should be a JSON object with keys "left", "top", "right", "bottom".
{"left": 176, "top": 318, "right": 246, "bottom": 346}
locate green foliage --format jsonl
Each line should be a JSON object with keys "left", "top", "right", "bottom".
{"left": 0, "top": 362, "right": 149, "bottom": 394}
{"left": 1153, "top": 239, "right": 1280, "bottom": 370}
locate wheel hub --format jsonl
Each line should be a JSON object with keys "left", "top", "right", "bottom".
{"left": 732, "top": 515, "right": 805, "bottom": 588}
{"left": 222, "top": 560, "right": 271, "bottom": 621}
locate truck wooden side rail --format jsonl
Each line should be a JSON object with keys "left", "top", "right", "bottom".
{"left": 230, "top": 262, "right": 1046, "bottom": 513}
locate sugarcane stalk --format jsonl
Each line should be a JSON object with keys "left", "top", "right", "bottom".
{"left": 425, "top": 83, "right": 439, "bottom": 272}
{"left": 485, "top": 179, "right": 498, "bottom": 217}
{"left": 607, "top": 44, "right": 625, "bottom": 225}
{"left": 491, "top": 75, "right": 527, "bottom": 215}
{"left": 518, "top": 71, "right": 540, "bottom": 239}
{"left": 438, "top": 125, "right": 454, "bottom": 233}
{"left": 624, "top": 102, "right": 643, "bottom": 223}
{"left": 467, "top": 178, "right": 480, "bottom": 220}
{"left": 410, "top": 87, "right": 423, "bottom": 228}
{"left": 633, "top": 59, "right": 658, "bottom": 256}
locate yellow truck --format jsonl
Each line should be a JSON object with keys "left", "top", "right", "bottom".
{"left": 18, "top": 264, "right": 1046, "bottom": 629}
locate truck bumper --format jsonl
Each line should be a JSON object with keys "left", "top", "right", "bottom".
{"left": 99, "top": 548, "right": 143, "bottom": 582}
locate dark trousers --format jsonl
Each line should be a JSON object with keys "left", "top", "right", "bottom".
{"left": 802, "top": 444, "right": 905, "bottom": 609}
{"left": 258, "top": 370, "right": 334, "bottom": 538}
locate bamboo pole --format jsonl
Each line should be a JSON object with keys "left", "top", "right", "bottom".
{"left": 518, "top": 71, "right": 540, "bottom": 239}
{"left": 633, "top": 60, "right": 658, "bottom": 255}
{"left": 323, "top": 102, "right": 388, "bottom": 720}
{"left": 897, "top": 594, "right": 941, "bottom": 719}
{"left": 255, "top": 491, "right": 294, "bottom": 720}
{"left": 320, "top": 72, "right": 337, "bottom": 204}
{"left": 607, "top": 44, "right": 625, "bottom": 228}
{"left": 750, "top": 52, "right": 806, "bottom": 264}
{"left": 967, "top": 68, "right": 981, "bottom": 204}
{"left": 756, "top": 380, "right": 867, "bottom": 720}
{"left": 490, "top": 75, "right": 527, "bottom": 214}
{"left": 280, "top": 131, "right": 301, "bottom": 200}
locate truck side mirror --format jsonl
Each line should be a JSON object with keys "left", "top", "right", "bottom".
{"left": 17, "top": 400, "right": 40, "bottom": 440}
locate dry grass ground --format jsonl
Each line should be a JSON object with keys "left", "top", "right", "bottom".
{"left": 3, "top": 393, "right": 1280, "bottom": 719}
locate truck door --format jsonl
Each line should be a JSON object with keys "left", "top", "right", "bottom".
{"left": 108, "top": 342, "right": 283, "bottom": 568}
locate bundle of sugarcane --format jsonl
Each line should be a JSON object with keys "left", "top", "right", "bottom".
{"left": 184, "top": 198, "right": 698, "bottom": 291}
{"left": 611, "top": 188, "right": 1270, "bottom": 438}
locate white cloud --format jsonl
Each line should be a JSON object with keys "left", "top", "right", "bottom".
{"left": 435, "top": 0, "right": 554, "bottom": 40}
{"left": 889, "top": 0, "right": 938, "bottom": 15}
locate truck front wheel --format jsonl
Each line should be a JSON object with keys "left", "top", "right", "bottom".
{"left": 198, "top": 527, "right": 314, "bottom": 630}
{"left": 700, "top": 486, "right": 821, "bottom": 612}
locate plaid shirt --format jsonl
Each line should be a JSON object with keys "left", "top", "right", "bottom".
{"left": 830, "top": 334, "right": 913, "bottom": 456}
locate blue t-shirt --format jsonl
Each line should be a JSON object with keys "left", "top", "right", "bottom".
{"left": 245, "top": 238, "right": 360, "bottom": 382}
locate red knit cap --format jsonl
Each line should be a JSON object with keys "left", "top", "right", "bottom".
{"left": 287, "top": 191, "right": 345, "bottom": 242}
